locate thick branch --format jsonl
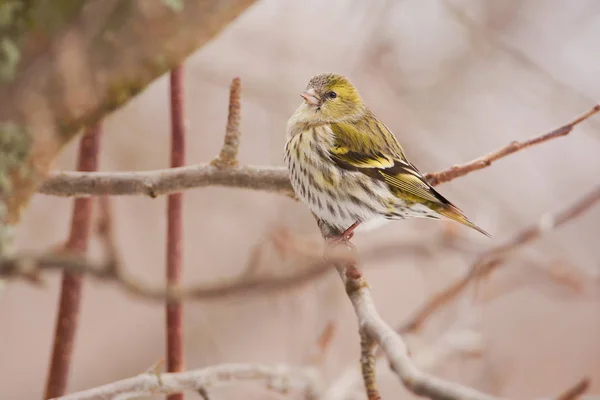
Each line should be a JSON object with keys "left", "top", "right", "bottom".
{"left": 39, "top": 165, "right": 294, "bottom": 198}
{"left": 51, "top": 363, "right": 317, "bottom": 400}
{"left": 38, "top": 105, "right": 600, "bottom": 198}
{"left": 0, "top": 0, "right": 256, "bottom": 242}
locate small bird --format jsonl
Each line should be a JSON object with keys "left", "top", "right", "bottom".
{"left": 284, "top": 73, "right": 489, "bottom": 241}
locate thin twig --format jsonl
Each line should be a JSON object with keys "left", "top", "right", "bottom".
{"left": 44, "top": 124, "right": 102, "bottom": 399}
{"left": 398, "top": 185, "right": 600, "bottom": 334}
{"left": 38, "top": 105, "right": 600, "bottom": 197}
{"left": 50, "top": 363, "right": 318, "bottom": 400}
{"left": 0, "top": 251, "right": 339, "bottom": 299}
{"left": 359, "top": 329, "right": 381, "bottom": 400}
{"left": 211, "top": 77, "right": 242, "bottom": 169}
{"left": 424, "top": 105, "right": 600, "bottom": 186}
{"left": 555, "top": 377, "right": 590, "bottom": 400}
{"left": 167, "top": 65, "right": 186, "bottom": 400}
{"left": 0, "top": 224, "right": 464, "bottom": 301}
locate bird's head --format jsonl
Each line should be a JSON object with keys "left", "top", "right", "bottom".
{"left": 293, "top": 73, "right": 366, "bottom": 125}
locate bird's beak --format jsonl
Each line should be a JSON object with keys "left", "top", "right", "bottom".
{"left": 300, "top": 89, "right": 320, "bottom": 106}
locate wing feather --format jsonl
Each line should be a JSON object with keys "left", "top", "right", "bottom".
{"left": 327, "top": 120, "right": 490, "bottom": 236}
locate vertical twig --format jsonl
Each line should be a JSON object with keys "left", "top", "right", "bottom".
{"left": 211, "top": 77, "right": 242, "bottom": 169}
{"left": 166, "top": 66, "right": 186, "bottom": 400}
{"left": 318, "top": 218, "right": 382, "bottom": 400}
{"left": 44, "top": 124, "right": 102, "bottom": 399}
{"left": 360, "top": 329, "right": 381, "bottom": 400}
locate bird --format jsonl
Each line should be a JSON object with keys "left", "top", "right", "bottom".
{"left": 284, "top": 73, "right": 489, "bottom": 242}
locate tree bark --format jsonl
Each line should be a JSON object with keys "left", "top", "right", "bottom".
{"left": 0, "top": 0, "right": 256, "bottom": 254}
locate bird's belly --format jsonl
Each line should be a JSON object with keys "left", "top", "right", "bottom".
{"left": 288, "top": 162, "right": 392, "bottom": 232}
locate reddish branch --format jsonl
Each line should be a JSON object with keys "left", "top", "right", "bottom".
{"left": 398, "top": 184, "right": 600, "bottom": 334}
{"left": 167, "top": 66, "right": 186, "bottom": 400}
{"left": 44, "top": 124, "right": 102, "bottom": 399}
{"left": 556, "top": 378, "right": 590, "bottom": 400}
{"left": 424, "top": 105, "right": 600, "bottom": 186}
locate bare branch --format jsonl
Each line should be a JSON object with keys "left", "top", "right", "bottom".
{"left": 0, "top": 200, "right": 345, "bottom": 301}
{"left": 359, "top": 329, "right": 381, "bottom": 400}
{"left": 51, "top": 363, "right": 318, "bottom": 400}
{"left": 211, "top": 77, "right": 242, "bottom": 169}
{"left": 38, "top": 105, "right": 600, "bottom": 198}
{"left": 39, "top": 164, "right": 294, "bottom": 198}
{"left": 322, "top": 241, "right": 498, "bottom": 400}
{"left": 424, "top": 105, "right": 600, "bottom": 186}
{"left": 555, "top": 378, "right": 590, "bottom": 400}
{"left": 318, "top": 217, "right": 593, "bottom": 400}
{"left": 0, "top": 244, "right": 338, "bottom": 302}
{"left": 398, "top": 185, "right": 600, "bottom": 334}
{"left": 45, "top": 124, "right": 102, "bottom": 399}
{"left": 166, "top": 65, "right": 187, "bottom": 400}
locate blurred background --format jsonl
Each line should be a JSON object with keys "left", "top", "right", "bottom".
{"left": 2, "top": 0, "right": 600, "bottom": 398}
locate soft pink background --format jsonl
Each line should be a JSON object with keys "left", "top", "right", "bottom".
{"left": 2, "top": 1, "right": 599, "bottom": 399}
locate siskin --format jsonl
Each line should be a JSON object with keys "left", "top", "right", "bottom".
{"left": 284, "top": 73, "right": 489, "bottom": 241}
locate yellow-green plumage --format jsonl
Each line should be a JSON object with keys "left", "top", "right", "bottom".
{"left": 284, "top": 73, "right": 489, "bottom": 237}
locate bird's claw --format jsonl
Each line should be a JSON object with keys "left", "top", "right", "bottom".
{"left": 326, "top": 221, "right": 359, "bottom": 246}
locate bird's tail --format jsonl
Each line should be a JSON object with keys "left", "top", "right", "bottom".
{"left": 437, "top": 204, "right": 491, "bottom": 238}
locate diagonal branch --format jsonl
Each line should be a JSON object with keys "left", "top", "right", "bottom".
{"left": 37, "top": 105, "right": 600, "bottom": 198}
{"left": 398, "top": 184, "right": 600, "bottom": 334}
{"left": 424, "top": 105, "right": 600, "bottom": 186}
{"left": 319, "top": 220, "right": 592, "bottom": 400}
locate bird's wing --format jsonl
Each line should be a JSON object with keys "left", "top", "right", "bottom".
{"left": 328, "top": 121, "right": 441, "bottom": 204}
{"left": 329, "top": 121, "right": 490, "bottom": 236}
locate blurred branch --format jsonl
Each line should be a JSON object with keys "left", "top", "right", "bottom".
{"left": 0, "top": 0, "right": 256, "bottom": 246}
{"left": 38, "top": 104, "right": 599, "bottom": 198}
{"left": 0, "top": 197, "right": 342, "bottom": 300}
{"left": 51, "top": 363, "right": 318, "bottom": 400}
{"left": 44, "top": 124, "right": 102, "bottom": 398}
{"left": 555, "top": 378, "right": 590, "bottom": 400}
{"left": 319, "top": 220, "right": 591, "bottom": 400}
{"left": 398, "top": 185, "right": 600, "bottom": 334}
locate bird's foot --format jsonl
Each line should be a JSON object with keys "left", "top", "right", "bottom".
{"left": 326, "top": 221, "right": 360, "bottom": 246}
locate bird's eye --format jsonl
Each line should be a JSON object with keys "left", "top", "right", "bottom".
{"left": 327, "top": 91, "right": 337, "bottom": 99}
